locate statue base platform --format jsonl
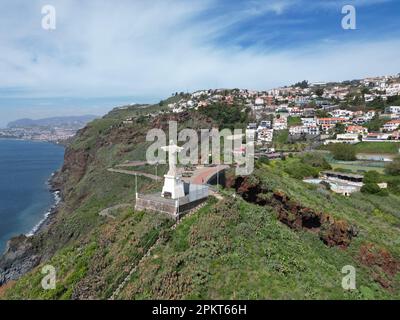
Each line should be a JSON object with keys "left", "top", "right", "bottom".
{"left": 162, "top": 174, "right": 185, "bottom": 199}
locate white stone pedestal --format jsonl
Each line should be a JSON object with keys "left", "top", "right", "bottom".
{"left": 162, "top": 174, "right": 185, "bottom": 199}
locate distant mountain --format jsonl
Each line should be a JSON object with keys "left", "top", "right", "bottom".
{"left": 7, "top": 115, "right": 98, "bottom": 128}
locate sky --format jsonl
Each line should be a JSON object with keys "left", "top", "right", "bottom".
{"left": 0, "top": 0, "right": 400, "bottom": 126}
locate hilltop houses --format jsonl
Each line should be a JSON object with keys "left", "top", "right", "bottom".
{"left": 383, "top": 120, "right": 400, "bottom": 132}
{"left": 273, "top": 117, "right": 288, "bottom": 130}
{"left": 346, "top": 125, "right": 367, "bottom": 135}
{"left": 317, "top": 118, "right": 347, "bottom": 132}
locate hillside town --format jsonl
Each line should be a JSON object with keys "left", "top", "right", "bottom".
{"left": 158, "top": 73, "right": 400, "bottom": 147}
{"left": 0, "top": 126, "right": 78, "bottom": 143}
{"left": 0, "top": 115, "right": 97, "bottom": 143}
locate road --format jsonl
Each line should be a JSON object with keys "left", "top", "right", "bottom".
{"left": 107, "top": 168, "right": 161, "bottom": 181}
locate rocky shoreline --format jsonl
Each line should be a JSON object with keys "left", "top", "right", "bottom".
{"left": 0, "top": 171, "right": 63, "bottom": 286}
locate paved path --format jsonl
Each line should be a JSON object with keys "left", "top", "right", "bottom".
{"left": 188, "top": 165, "right": 230, "bottom": 185}
{"left": 115, "top": 161, "right": 148, "bottom": 168}
{"left": 107, "top": 168, "right": 161, "bottom": 181}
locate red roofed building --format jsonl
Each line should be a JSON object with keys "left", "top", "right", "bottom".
{"left": 317, "top": 117, "right": 347, "bottom": 132}
{"left": 383, "top": 120, "right": 400, "bottom": 132}
{"left": 346, "top": 125, "right": 367, "bottom": 135}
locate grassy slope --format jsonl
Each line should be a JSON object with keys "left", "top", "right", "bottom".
{"left": 1, "top": 104, "right": 400, "bottom": 300}
{"left": 116, "top": 162, "right": 400, "bottom": 300}
{"left": 355, "top": 142, "right": 400, "bottom": 154}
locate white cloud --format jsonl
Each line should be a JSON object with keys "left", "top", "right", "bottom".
{"left": 0, "top": 0, "right": 399, "bottom": 101}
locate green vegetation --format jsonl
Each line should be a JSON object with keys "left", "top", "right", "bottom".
{"left": 354, "top": 142, "right": 400, "bottom": 154}
{"left": 287, "top": 116, "right": 302, "bottom": 127}
{"left": 334, "top": 123, "right": 346, "bottom": 134}
{"left": 1, "top": 102, "right": 400, "bottom": 300}
{"left": 363, "top": 171, "right": 381, "bottom": 184}
{"left": 273, "top": 129, "right": 289, "bottom": 145}
{"left": 198, "top": 102, "right": 249, "bottom": 130}
{"left": 364, "top": 115, "right": 388, "bottom": 132}
{"left": 293, "top": 80, "right": 309, "bottom": 89}
{"left": 301, "top": 152, "right": 331, "bottom": 170}
{"left": 385, "top": 156, "right": 400, "bottom": 176}
{"left": 282, "top": 158, "right": 320, "bottom": 180}
{"left": 329, "top": 144, "right": 357, "bottom": 161}
{"left": 361, "top": 183, "right": 388, "bottom": 196}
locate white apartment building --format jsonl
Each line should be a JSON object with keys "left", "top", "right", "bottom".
{"left": 385, "top": 106, "right": 400, "bottom": 114}
{"left": 289, "top": 125, "right": 320, "bottom": 135}
{"left": 329, "top": 109, "right": 354, "bottom": 119}
{"left": 273, "top": 118, "right": 288, "bottom": 130}
{"left": 301, "top": 118, "right": 317, "bottom": 126}
{"left": 383, "top": 120, "right": 400, "bottom": 132}
{"left": 255, "top": 97, "right": 264, "bottom": 106}
{"left": 257, "top": 120, "right": 272, "bottom": 132}
{"left": 324, "top": 134, "right": 359, "bottom": 145}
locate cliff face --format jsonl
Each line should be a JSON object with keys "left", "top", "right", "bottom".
{"left": 227, "top": 175, "right": 359, "bottom": 248}
{"left": 0, "top": 235, "right": 40, "bottom": 285}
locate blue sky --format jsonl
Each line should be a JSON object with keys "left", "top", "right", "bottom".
{"left": 0, "top": 0, "right": 400, "bottom": 126}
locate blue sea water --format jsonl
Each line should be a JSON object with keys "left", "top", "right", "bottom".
{"left": 0, "top": 139, "right": 64, "bottom": 253}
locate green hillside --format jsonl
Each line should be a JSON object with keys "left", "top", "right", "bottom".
{"left": 1, "top": 102, "right": 399, "bottom": 300}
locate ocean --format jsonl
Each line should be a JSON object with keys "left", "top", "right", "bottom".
{"left": 0, "top": 139, "right": 64, "bottom": 253}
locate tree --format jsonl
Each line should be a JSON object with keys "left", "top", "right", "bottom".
{"left": 315, "top": 88, "right": 324, "bottom": 97}
{"left": 335, "top": 123, "right": 346, "bottom": 134}
{"left": 361, "top": 183, "right": 381, "bottom": 194}
{"left": 301, "top": 152, "right": 332, "bottom": 170}
{"left": 385, "top": 156, "right": 400, "bottom": 176}
{"left": 367, "top": 96, "right": 385, "bottom": 111}
{"left": 294, "top": 80, "right": 309, "bottom": 89}
{"left": 361, "top": 87, "right": 370, "bottom": 95}
{"left": 363, "top": 170, "right": 381, "bottom": 184}
{"left": 330, "top": 144, "right": 357, "bottom": 161}
{"left": 365, "top": 115, "right": 386, "bottom": 132}
{"left": 316, "top": 109, "right": 329, "bottom": 118}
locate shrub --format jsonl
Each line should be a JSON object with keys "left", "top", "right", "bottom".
{"left": 257, "top": 156, "right": 270, "bottom": 165}
{"left": 363, "top": 170, "right": 381, "bottom": 184}
{"left": 361, "top": 183, "right": 381, "bottom": 195}
{"left": 330, "top": 144, "right": 357, "bottom": 161}
{"left": 333, "top": 167, "right": 352, "bottom": 173}
{"left": 284, "top": 161, "right": 319, "bottom": 179}
{"left": 385, "top": 156, "right": 400, "bottom": 176}
{"left": 301, "top": 152, "right": 331, "bottom": 169}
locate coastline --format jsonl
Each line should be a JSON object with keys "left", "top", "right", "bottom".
{"left": 0, "top": 137, "right": 68, "bottom": 146}
{"left": 0, "top": 141, "right": 65, "bottom": 286}
{"left": 25, "top": 182, "right": 61, "bottom": 238}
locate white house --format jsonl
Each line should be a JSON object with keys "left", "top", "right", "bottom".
{"left": 273, "top": 118, "right": 288, "bottom": 130}
{"left": 257, "top": 120, "right": 272, "bottom": 132}
{"left": 383, "top": 120, "right": 400, "bottom": 132}
{"left": 255, "top": 97, "right": 264, "bottom": 106}
{"left": 301, "top": 117, "right": 317, "bottom": 126}
{"left": 363, "top": 133, "right": 391, "bottom": 141}
{"left": 324, "top": 134, "right": 359, "bottom": 145}
{"left": 289, "top": 125, "right": 319, "bottom": 135}
{"left": 385, "top": 106, "right": 400, "bottom": 115}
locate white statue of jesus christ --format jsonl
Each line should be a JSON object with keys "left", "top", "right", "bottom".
{"left": 161, "top": 140, "right": 184, "bottom": 177}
